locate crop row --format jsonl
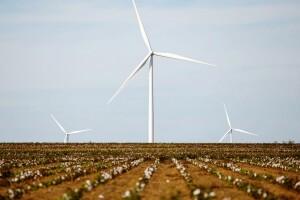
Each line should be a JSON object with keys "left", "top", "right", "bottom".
{"left": 123, "top": 158, "right": 160, "bottom": 199}
{"left": 59, "top": 158, "right": 145, "bottom": 200}
{"left": 198, "top": 157, "right": 300, "bottom": 193}
{"left": 2, "top": 161, "right": 99, "bottom": 185}
{"left": 0, "top": 158, "right": 132, "bottom": 199}
{"left": 0, "top": 152, "right": 133, "bottom": 172}
{"left": 229, "top": 156, "right": 300, "bottom": 173}
{"left": 172, "top": 158, "right": 215, "bottom": 200}
{"left": 1, "top": 143, "right": 299, "bottom": 162}
{"left": 186, "top": 158, "right": 279, "bottom": 199}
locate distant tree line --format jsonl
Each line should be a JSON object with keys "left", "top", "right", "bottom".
{"left": 274, "top": 139, "right": 295, "bottom": 144}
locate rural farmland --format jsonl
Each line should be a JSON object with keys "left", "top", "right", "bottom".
{"left": 0, "top": 143, "right": 299, "bottom": 200}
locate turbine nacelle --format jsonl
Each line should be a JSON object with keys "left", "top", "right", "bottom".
{"left": 109, "top": 0, "right": 216, "bottom": 143}
{"left": 50, "top": 114, "right": 92, "bottom": 143}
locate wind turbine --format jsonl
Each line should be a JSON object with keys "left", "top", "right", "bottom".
{"left": 219, "top": 104, "right": 257, "bottom": 143}
{"left": 50, "top": 114, "right": 92, "bottom": 143}
{"left": 108, "top": 0, "right": 216, "bottom": 143}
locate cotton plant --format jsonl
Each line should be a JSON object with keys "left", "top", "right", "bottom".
{"left": 230, "top": 156, "right": 300, "bottom": 173}
{"left": 123, "top": 158, "right": 160, "bottom": 200}
{"left": 2, "top": 160, "right": 121, "bottom": 199}
{"left": 199, "top": 157, "right": 300, "bottom": 192}
{"left": 187, "top": 158, "right": 274, "bottom": 200}
{"left": 60, "top": 158, "right": 145, "bottom": 200}
{"left": 172, "top": 158, "right": 215, "bottom": 200}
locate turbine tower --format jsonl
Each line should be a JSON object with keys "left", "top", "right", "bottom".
{"left": 219, "top": 104, "right": 257, "bottom": 143}
{"left": 109, "top": 0, "right": 216, "bottom": 143}
{"left": 50, "top": 114, "right": 92, "bottom": 143}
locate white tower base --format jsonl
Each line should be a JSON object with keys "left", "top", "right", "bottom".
{"left": 148, "top": 56, "right": 154, "bottom": 143}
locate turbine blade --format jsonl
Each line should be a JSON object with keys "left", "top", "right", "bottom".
{"left": 69, "top": 129, "right": 92, "bottom": 134}
{"left": 108, "top": 53, "right": 151, "bottom": 104}
{"left": 223, "top": 104, "right": 231, "bottom": 128}
{"left": 50, "top": 114, "right": 67, "bottom": 134}
{"left": 218, "top": 130, "right": 230, "bottom": 143}
{"left": 154, "top": 52, "right": 216, "bottom": 67}
{"left": 132, "top": 0, "right": 152, "bottom": 51}
{"left": 233, "top": 128, "right": 257, "bottom": 136}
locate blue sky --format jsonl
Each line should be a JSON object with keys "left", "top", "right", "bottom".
{"left": 0, "top": 0, "right": 299, "bottom": 143}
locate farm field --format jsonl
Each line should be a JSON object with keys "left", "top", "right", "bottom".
{"left": 0, "top": 143, "right": 299, "bottom": 200}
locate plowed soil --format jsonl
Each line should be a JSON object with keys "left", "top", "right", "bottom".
{"left": 184, "top": 162, "right": 254, "bottom": 200}
{"left": 140, "top": 160, "right": 191, "bottom": 200}
{"left": 199, "top": 160, "right": 300, "bottom": 199}
{"left": 80, "top": 161, "right": 152, "bottom": 200}
{"left": 1, "top": 143, "right": 299, "bottom": 200}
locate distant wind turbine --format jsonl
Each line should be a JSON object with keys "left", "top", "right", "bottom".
{"left": 219, "top": 104, "right": 257, "bottom": 143}
{"left": 108, "top": 0, "right": 216, "bottom": 143}
{"left": 50, "top": 114, "right": 92, "bottom": 143}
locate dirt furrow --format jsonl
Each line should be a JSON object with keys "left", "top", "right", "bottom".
{"left": 19, "top": 161, "right": 146, "bottom": 200}
{"left": 80, "top": 161, "right": 153, "bottom": 200}
{"left": 140, "top": 160, "right": 191, "bottom": 200}
{"left": 200, "top": 160, "right": 299, "bottom": 199}
{"left": 0, "top": 161, "right": 102, "bottom": 189}
{"left": 0, "top": 162, "right": 114, "bottom": 198}
{"left": 183, "top": 161, "right": 254, "bottom": 200}
{"left": 9, "top": 162, "right": 64, "bottom": 173}
{"left": 232, "top": 160, "right": 300, "bottom": 179}
{"left": 21, "top": 173, "right": 95, "bottom": 200}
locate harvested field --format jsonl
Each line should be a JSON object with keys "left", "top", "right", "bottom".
{"left": 0, "top": 143, "right": 299, "bottom": 200}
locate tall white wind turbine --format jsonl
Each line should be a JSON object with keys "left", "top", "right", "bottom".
{"left": 50, "top": 114, "right": 92, "bottom": 143}
{"left": 219, "top": 104, "right": 257, "bottom": 143}
{"left": 108, "top": 0, "right": 216, "bottom": 143}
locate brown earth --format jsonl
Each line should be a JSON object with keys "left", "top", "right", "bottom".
{"left": 80, "top": 161, "right": 152, "bottom": 200}
{"left": 20, "top": 161, "right": 126, "bottom": 200}
{"left": 199, "top": 161, "right": 300, "bottom": 200}
{"left": 10, "top": 162, "right": 62, "bottom": 173}
{"left": 1, "top": 143, "right": 300, "bottom": 200}
{"left": 0, "top": 162, "right": 113, "bottom": 198}
{"left": 183, "top": 161, "right": 254, "bottom": 200}
{"left": 231, "top": 160, "right": 300, "bottom": 179}
{"left": 0, "top": 169, "right": 82, "bottom": 196}
{"left": 21, "top": 171, "right": 99, "bottom": 200}
{"left": 140, "top": 160, "right": 191, "bottom": 200}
